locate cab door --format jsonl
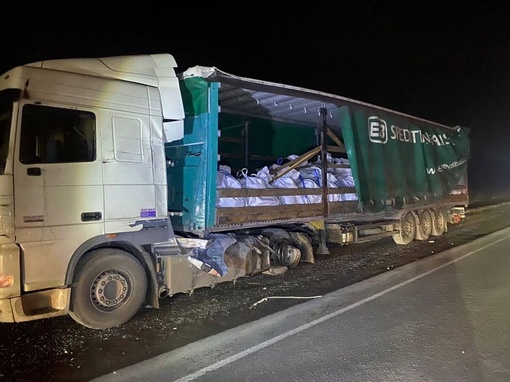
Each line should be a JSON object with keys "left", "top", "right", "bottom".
{"left": 13, "top": 103, "right": 104, "bottom": 290}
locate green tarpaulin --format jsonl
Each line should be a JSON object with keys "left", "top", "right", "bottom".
{"left": 339, "top": 105, "right": 470, "bottom": 212}
{"left": 176, "top": 73, "right": 470, "bottom": 220}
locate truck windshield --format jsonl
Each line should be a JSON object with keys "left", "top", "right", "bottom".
{"left": 0, "top": 89, "right": 21, "bottom": 175}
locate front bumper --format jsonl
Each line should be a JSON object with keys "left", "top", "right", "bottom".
{"left": 0, "top": 288, "right": 70, "bottom": 323}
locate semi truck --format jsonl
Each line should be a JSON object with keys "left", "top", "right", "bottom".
{"left": 0, "top": 54, "right": 469, "bottom": 329}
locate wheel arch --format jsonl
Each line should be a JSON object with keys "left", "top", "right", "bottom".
{"left": 65, "top": 236, "right": 160, "bottom": 309}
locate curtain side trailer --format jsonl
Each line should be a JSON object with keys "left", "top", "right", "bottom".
{"left": 0, "top": 55, "right": 469, "bottom": 329}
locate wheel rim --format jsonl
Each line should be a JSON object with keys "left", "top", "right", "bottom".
{"left": 272, "top": 239, "right": 301, "bottom": 268}
{"left": 403, "top": 214, "right": 415, "bottom": 239}
{"left": 436, "top": 210, "right": 446, "bottom": 232}
{"left": 280, "top": 244, "right": 301, "bottom": 268}
{"left": 91, "top": 269, "right": 130, "bottom": 312}
{"left": 421, "top": 211, "right": 432, "bottom": 236}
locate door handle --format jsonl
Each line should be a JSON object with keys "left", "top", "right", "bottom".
{"left": 27, "top": 167, "right": 41, "bottom": 176}
{"left": 81, "top": 212, "right": 102, "bottom": 222}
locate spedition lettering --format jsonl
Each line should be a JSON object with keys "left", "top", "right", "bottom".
{"left": 390, "top": 125, "right": 451, "bottom": 146}
{"left": 426, "top": 158, "right": 467, "bottom": 174}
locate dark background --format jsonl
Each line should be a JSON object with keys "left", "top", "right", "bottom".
{"left": 2, "top": 2, "right": 509, "bottom": 199}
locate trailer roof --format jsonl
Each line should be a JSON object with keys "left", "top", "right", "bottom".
{"left": 180, "top": 66, "right": 457, "bottom": 132}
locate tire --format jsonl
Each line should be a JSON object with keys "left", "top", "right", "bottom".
{"left": 415, "top": 209, "right": 433, "bottom": 241}
{"left": 393, "top": 212, "right": 416, "bottom": 245}
{"left": 431, "top": 208, "right": 447, "bottom": 236}
{"left": 69, "top": 248, "right": 147, "bottom": 329}
{"left": 271, "top": 238, "right": 302, "bottom": 269}
{"left": 288, "top": 232, "right": 314, "bottom": 264}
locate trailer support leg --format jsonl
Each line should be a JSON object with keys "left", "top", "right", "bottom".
{"left": 316, "top": 228, "right": 330, "bottom": 255}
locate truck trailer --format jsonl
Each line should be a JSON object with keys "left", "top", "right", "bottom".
{"left": 0, "top": 54, "right": 469, "bottom": 329}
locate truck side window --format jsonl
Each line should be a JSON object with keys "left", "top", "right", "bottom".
{"left": 19, "top": 104, "right": 96, "bottom": 164}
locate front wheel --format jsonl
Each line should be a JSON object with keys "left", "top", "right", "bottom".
{"left": 69, "top": 248, "right": 147, "bottom": 329}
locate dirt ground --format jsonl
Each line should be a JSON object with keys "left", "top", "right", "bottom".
{"left": 2, "top": 196, "right": 510, "bottom": 382}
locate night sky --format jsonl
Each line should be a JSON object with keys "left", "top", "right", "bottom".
{"left": 2, "top": 3, "right": 510, "bottom": 199}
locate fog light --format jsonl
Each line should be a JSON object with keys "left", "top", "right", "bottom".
{"left": 0, "top": 274, "right": 14, "bottom": 288}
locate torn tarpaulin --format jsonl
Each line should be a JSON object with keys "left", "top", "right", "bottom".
{"left": 188, "top": 233, "right": 237, "bottom": 277}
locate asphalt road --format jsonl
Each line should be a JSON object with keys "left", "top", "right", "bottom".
{"left": 95, "top": 224, "right": 510, "bottom": 382}
{"left": 1, "top": 199, "right": 510, "bottom": 381}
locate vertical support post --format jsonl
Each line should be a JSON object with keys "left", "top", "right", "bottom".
{"left": 314, "top": 220, "right": 330, "bottom": 255}
{"left": 315, "top": 106, "right": 330, "bottom": 255}
{"left": 243, "top": 119, "right": 250, "bottom": 169}
{"left": 319, "top": 106, "right": 328, "bottom": 218}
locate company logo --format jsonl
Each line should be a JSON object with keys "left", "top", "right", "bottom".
{"left": 368, "top": 116, "right": 451, "bottom": 146}
{"left": 368, "top": 116, "right": 388, "bottom": 144}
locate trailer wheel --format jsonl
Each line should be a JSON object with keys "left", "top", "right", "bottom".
{"left": 288, "top": 232, "right": 314, "bottom": 264}
{"left": 271, "top": 238, "right": 302, "bottom": 269}
{"left": 431, "top": 208, "right": 447, "bottom": 236}
{"left": 415, "top": 209, "right": 433, "bottom": 241}
{"left": 393, "top": 212, "right": 416, "bottom": 245}
{"left": 69, "top": 248, "right": 147, "bottom": 329}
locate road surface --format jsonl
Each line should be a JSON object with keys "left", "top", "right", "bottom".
{"left": 95, "top": 224, "right": 510, "bottom": 381}
{"left": 2, "top": 200, "right": 510, "bottom": 381}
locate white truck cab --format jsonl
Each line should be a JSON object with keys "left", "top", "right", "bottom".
{"left": 0, "top": 54, "right": 184, "bottom": 328}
